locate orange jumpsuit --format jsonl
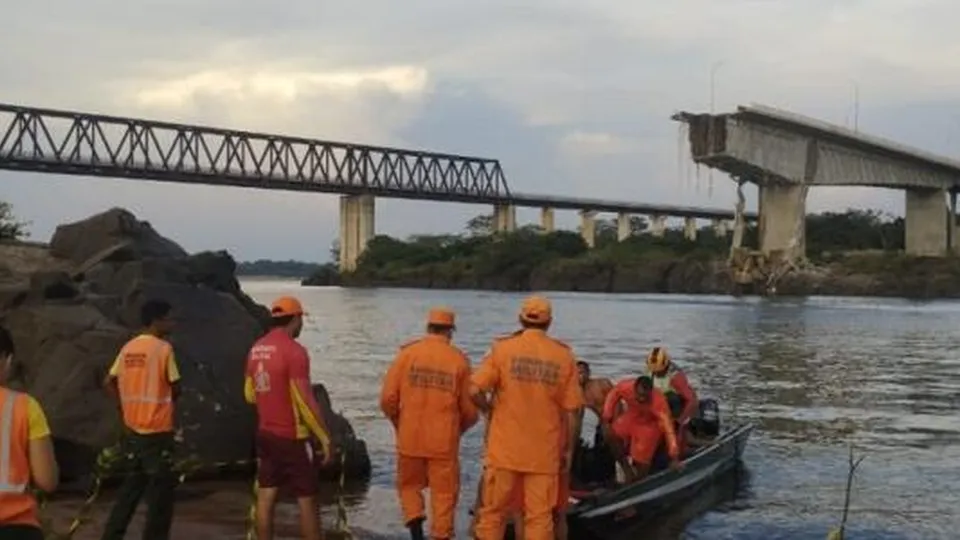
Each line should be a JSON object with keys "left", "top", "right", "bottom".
{"left": 510, "top": 414, "right": 571, "bottom": 513}
{"left": 380, "top": 334, "right": 478, "bottom": 539}
{"left": 471, "top": 329, "right": 583, "bottom": 540}
{"left": 601, "top": 380, "right": 679, "bottom": 467}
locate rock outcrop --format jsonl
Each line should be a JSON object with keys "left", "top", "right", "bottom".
{"left": 0, "top": 208, "right": 370, "bottom": 484}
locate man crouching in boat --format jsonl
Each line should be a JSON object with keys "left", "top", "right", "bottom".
{"left": 601, "top": 376, "right": 681, "bottom": 483}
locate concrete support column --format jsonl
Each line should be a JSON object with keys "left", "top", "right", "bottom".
{"left": 951, "top": 190, "right": 958, "bottom": 253}
{"left": 540, "top": 207, "right": 555, "bottom": 233}
{"left": 711, "top": 218, "right": 729, "bottom": 237}
{"left": 905, "top": 187, "right": 948, "bottom": 256}
{"left": 616, "top": 212, "right": 631, "bottom": 242}
{"left": 580, "top": 210, "right": 597, "bottom": 248}
{"left": 683, "top": 217, "right": 697, "bottom": 241}
{"left": 339, "top": 194, "right": 376, "bottom": 271}
{"left": 493, "top": 204, "right": 517, "bottom": 233}
{"left": 758, "top": 183, "right": 807, "bottom": 259}
{"left": 650, "top": 215, "right": 667, "bottom": 237}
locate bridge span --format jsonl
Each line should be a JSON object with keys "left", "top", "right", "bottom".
{"left": 674, "top": 104, "right": 960, "bottom": 258}
{"left": 0, "top": 103, "right": 754, "bottom": 269}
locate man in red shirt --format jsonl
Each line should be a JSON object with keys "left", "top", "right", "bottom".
{"left": 244, "top": 296, "right": 333, "bottom": 540}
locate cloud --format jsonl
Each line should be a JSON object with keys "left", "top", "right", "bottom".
{"left": 2, "top": 0, "right": 960, "bottom": 260}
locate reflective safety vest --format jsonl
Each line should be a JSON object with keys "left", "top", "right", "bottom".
{"left": 0, "top": 388, "right": 38, "bottom": 527}
{"left": 116, "top": 335, "right": 175, "bottom": 433}
{"left": 651, "top": 364, "right": 679, "bottom": 396}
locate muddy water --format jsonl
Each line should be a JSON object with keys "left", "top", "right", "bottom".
{"left": 45, "top": 284, "right": 960, "bottom": 539}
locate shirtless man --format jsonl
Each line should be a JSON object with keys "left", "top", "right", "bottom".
{"left": 576, "top": 361, "right": 613, "bottom": 418}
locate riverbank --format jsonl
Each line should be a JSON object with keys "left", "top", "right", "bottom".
{"left": 39, "top": 479, "right": 359, "bottom": 540}
{"left": 301, "top": 229, "right": 960, "bottom": 299}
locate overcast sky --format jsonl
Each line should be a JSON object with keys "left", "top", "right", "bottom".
{"left": 3, "top": 1, "right": 960, "bottom": 261}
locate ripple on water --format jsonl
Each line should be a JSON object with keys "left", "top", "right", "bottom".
{"left": 237, "top": 283, "right": 960, "bottom": 539}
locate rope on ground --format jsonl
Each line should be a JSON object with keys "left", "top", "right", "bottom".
{"left": 333, "top": 451, "right": 353, "bottom": 538}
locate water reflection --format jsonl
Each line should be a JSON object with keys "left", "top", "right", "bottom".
{"left": 238, "top": 283, "right": 960, "bottom": 539}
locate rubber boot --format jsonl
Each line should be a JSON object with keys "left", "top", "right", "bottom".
{"left": 406, "top": 517, "right": 425, "bottom": 540}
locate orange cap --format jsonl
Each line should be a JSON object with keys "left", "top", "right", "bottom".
{"left": 519, "top": 295, "right": 552, "bottom": 324}
{"left": 270, "top": 296, "right": 304, "bottom": 318}
{"left": 427, "top": 307, "right": 456, "bottom": 328}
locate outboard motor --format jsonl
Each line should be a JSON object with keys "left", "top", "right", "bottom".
{"left": 691, "top": 398, "right": 721, "bottom": 437}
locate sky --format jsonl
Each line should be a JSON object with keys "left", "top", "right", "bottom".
{"left": 3, "top": 0, "right": 960, "bottom": 262}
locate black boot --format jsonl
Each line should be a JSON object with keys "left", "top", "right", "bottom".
{"left": 406, "top": 517, "right": 425, "bottom": 540}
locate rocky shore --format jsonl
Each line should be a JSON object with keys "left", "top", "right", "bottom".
{"left": 0, "top": 208, "right": 372, "bottom": 488}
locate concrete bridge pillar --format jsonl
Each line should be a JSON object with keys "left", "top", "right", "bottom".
{"left": 683, "top": 217, "right": 697, "bottom": 241}
{"left": 493, "top": 204, "right": 517, "bottom": 233}
{"left": 339, "top": 194, "right": 376, "bottom": 271}
{"left": 711, "top": 218, "right": 729, "bottom": 237}
{"left": 616, "top": 212, "right": 631, "bottom": 242}
{"left": 905, "top": 187, "right": 948, "bottom": 256}
{"left": 650, "top": 215, "right": 667, "bottom": 237}
{"left": 758, "top": 183, "right": 807, "bottom": 259}
{"left": 580, "top": 210, "right": 597, "bottom": 248}
{"left": 540, "top": 207, "right": 555, "bottom": 233}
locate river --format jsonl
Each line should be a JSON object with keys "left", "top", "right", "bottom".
{"left": 230, "top": 280, "right": 960, "bottom": 539}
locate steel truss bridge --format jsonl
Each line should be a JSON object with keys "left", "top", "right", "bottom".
{"left": 0, "top": 103, "right": 754, "bottom": 220}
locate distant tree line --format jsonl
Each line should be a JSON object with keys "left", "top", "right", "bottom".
{"left": 235, "top": 259, "right": 322, "bottom": 278}
{"left": 302, "top": 208, "right": 914, "bottom": 288}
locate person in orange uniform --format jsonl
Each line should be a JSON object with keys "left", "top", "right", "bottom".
{"left": 508, "top": 412, "right": 572, "bottom": 540}
{"left": 102, "top": 299, "right": 181, "bottom": 540}
{"left": 470, "top": 295, "right": 584, "bottom": 540}
{"left": 0, "top": 326, "right": 58, "bottom": 540}
{"left": 380, "top": 307, "right": 478, "bottom": 540}
{"left": 601, "top": 376, "right": 681, "bottom": 483}
{"left": 243, "top": 296, "right": 334, "bottom": 540}
{"left": 646, "top": 346, "right": 698, "bottom": 427}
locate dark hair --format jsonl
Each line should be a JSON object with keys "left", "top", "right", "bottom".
{"left": 0, "top": 326, "right": 13, "bottom": 357}
{"left": 427, "top": 323, "right": 453, "bottom": 334}
{"left": 271, "top": 315, "right": 295, "bottom": 328}
{"left": 634, "top": 375, "right": 653, "bottom": 392}
{"left": 520, "top": 319, "right": 550, "bottom": 331}
{"left": 141, "top": 299, "right": 172, "bottom": 327}
{"left": 576, "top": 360, "right": 590, "bottom": 370}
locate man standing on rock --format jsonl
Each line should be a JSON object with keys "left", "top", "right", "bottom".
{"left": 101, "top": 299, "right": 181, "bottom": 540}
{"left": 380, "top": 307, "right": 478, "bottom": 540}
{"left": 0, "top": 326, "right": 60, "bottom": 540}
{"left": 243, "top": 296, "right": 333, "bottom": 540}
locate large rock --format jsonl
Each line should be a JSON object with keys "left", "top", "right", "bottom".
{"left": 0, "top": 208, "right": 370, "bottom": 484}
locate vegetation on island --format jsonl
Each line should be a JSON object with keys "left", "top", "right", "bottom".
{"left": 236, "top": 259, "right": 322, "bottom": 278}
{"left": 302, "top": 209, "right": 960, "bottom": 298}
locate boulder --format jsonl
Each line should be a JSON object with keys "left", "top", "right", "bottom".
{"left": 0, "top": 208, "right": 371, "bottom": 484}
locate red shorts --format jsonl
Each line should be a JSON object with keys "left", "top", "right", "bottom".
{"left": 255, "top": 432, "right": 317, "bottom": 497}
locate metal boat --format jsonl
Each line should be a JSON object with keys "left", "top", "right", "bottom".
{"left": 564, "top": 422, "right": 754, "bottom": 538}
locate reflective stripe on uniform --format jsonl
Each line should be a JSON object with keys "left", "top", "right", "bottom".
{"left": 0, "top": 391, "right": 26, "bottom": 494}
{"left": 119, "top": 339, "right": 172, "bottom": 405}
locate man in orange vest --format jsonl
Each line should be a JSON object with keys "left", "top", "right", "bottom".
{"left": 101, "top": 299, "right": 181, "bottom": 540}
{"left": 380, "top": 307, "right": 478, "bottom": 540}
{"left": 243, "top": 296, "right": 333, "bottom": 540}
{"left": 0, "top": 325, "right": 59, "bottom": 540}
{"left": 470, "top": 295, "right": 584, "bottom": 540}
